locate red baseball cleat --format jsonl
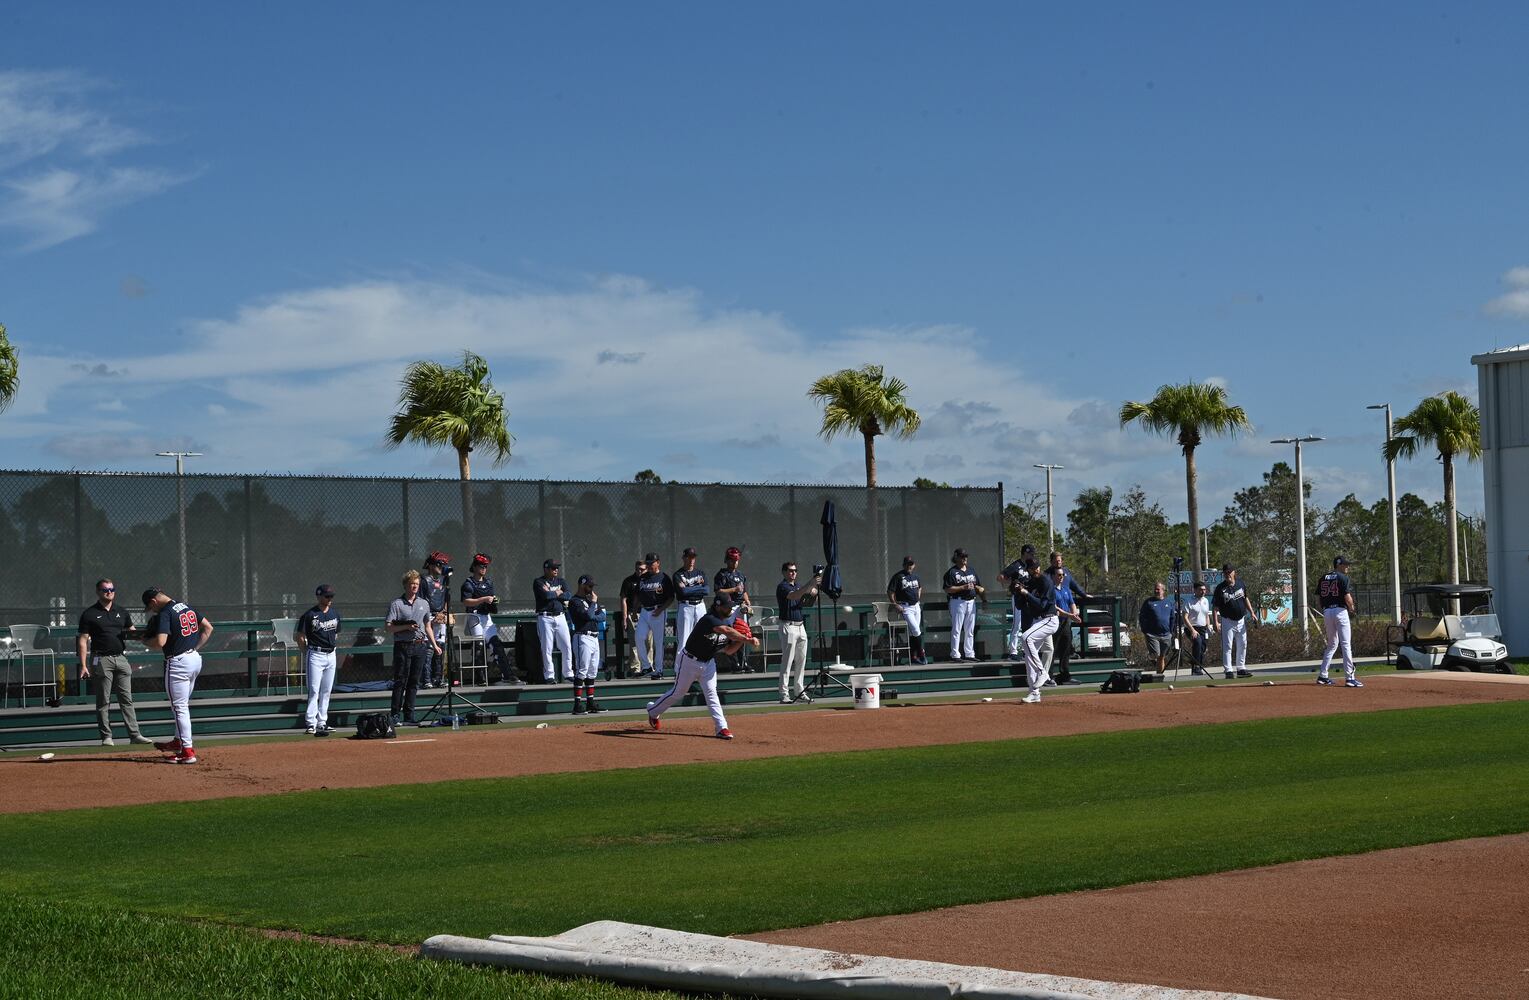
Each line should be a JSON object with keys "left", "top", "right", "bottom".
{"left": 716, "top": 728, "right": 733, "bottom": 740}
{"left": 647, "top": 713, "right": 660, "bottom": 731}
{"left": 169, "top": 746, "right": 198, "bottom": 765}
{"left": 154, "top": 737, "right": 183, "bottom": 754}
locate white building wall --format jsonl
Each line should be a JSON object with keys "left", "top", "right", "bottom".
{"left": 1473, "top": 347, "right": 1529, "bottom": 652}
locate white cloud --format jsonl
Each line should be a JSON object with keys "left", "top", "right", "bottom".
{"left": 1484, "top": 266, "right": 1529, "bottom": 319}
{"left": 0, "top": 69, "right": 191, "bottom": 250}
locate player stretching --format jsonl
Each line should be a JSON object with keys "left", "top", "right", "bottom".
{"left": 142, "top": 587, "right": 213, "bottom": 764}
{"left": 646, "top": 595, "right": 756, "bottom": 740}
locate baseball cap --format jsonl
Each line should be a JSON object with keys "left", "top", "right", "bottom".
{"left": 578, "top": 574, "right": 597, "bottom": 586}
{"left": 1333, "top": 555, "right": 1352, "bottom": 567}
{"left": 953, "top": 547, "right": 969, "bottom": 559}
{"left": 1221, "top": 563, "right": 1235, "bottom": 573}
{"left": 644, "top": 552, "right": 660, "bottom": 563}
{"left": 902, "top": 555, "right": 916, "bottom": 566}
{"left": 725, "top": 546, "right": 742, "bottom": 559}
{"left": 543, "top": 558, "right": 561, "bottom": 570}
{"left": 1020, "top": 543, "right": 1036, "bottom": 555}
{"left": 472, "top": 553, "right": 491, "bottom": 566}
{"left": 711, "top": 594, "right": 735, "bottom": 614}
{"left": 141, "top": 587, "right": 163, "bottom": 607}
{"left": 681, "top": 546, "right": 697, "bottom": 558}
{"left": 315, "top": 583, "right": 335, "bottom": 598}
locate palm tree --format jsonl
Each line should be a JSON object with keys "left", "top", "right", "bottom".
{"left": 0, "top": 324, "right": 18, "bottom": 413}
{"left": 1383, "top": 391, "right": 1481, "bottom": 585}
{"left": 807, "top": 364, "right": 922, "bottom": 488}
{"left": 1119, "top": 383, "right": 1251, "bottom": 585}
{"left": 385, "top": 351, "right": 513, "bottom": 554}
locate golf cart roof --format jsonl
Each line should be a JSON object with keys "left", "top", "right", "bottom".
{"left": 1403, "top": 584, "right": 1494, "bottom": 598}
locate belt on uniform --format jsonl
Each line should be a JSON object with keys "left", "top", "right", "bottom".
{"left": 538, "top": 611, "right": 562, "bottom": 617}
{"left": 682, "top": 600, "right": 703, "bottom": 605}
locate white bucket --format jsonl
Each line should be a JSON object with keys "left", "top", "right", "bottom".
{"left": 850, "top": 673, "right": 882, "bottom": 710}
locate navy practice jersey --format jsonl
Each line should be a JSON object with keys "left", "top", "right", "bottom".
{"left": 635, "top": 570, "right": 674, "bottom": 609}
{"left": 673, "top": 568, "right": 708, "bottom": 603}
{"left": 682, "top": 612, "right": 734, "bottom": 662}
{"left": 887, "top": 570, "right": 921, "bottom": 606}
{"left": 568, "top": 595, "right": 606, "bottom": 635}
{"left": 714, "top": 567, "right": 748, "bottom": 606}
{"left": 534, "top": 575, "right": 569, "bottom": 615}
{"left": 943, "top": 566, "right": 980, "bottom": 600}
{"left": 777, "top": 579, "right": 807, "bottom": 622}
{"left": 154, "top": 601, "right": 205, "bottom": 658}
{"left": 297, "top": 605, "right": 341, "bottom": 651}
{"left": 1213, "top": 580, "right": 1249, "bottom": 620}
{"left": 1024, "top": 570, "right": 1059, "bottom": 617}
{"left": 1317, "top": 571, "right": 1352, "bottom": 610}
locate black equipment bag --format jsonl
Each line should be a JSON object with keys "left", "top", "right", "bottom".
{"left": 355, "top": 712, "right": 397, "bottom": 739}
{"left": 465, "top": 710, "right": 500, "bottom": 725}
{"left": 1099, "top": 669, "right": 1141, "bottom": 694}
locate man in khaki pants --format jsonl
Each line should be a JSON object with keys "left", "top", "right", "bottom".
{"left": 776, "top": 562, "right": 818, "bottom": 703}
{"left": 76, "top": 578, "right": 153, "bottom": 747}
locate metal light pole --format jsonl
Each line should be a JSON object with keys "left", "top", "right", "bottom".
{"left": 1368, "top": 404, "right": 1402, "bottom": 624}
{"left": 156, "top": 451, "right": 202, "bottom": 597}
{"left": 1271, "top": 436, "right": 1322, "bottom": 644}
{"left": 549, "top": 504, "right": 573, "bottom": 565}
{"left": 1033, "top": 464, "right": 1064, "bottom": 551}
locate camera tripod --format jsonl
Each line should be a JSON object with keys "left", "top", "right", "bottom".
{"left": 418, "top": 575, "right": 489, "bottom": 725}
{"left": 801, "top": 594, "right": 853, "bottom": 700}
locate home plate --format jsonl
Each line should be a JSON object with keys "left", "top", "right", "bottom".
{"left": 423, "top": 920, "right": 1273, "bottom": 999}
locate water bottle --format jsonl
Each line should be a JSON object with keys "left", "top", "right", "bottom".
{"left": 451, "top": 715, "right": 460, "bottom": 731}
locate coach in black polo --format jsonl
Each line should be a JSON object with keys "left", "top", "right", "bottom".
{"left": 76, "top": 577, "right": 153, "bottom": 746}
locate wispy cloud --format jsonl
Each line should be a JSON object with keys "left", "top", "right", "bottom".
{"left": 0, "top": 69, "right": 192, "bottom": 250}
{"left": 1483, "top": 266, "right": 1529, "bottom": 319}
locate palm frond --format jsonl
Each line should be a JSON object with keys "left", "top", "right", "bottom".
{"left": 0, "top": 324, "right": 18, "bottom": 414}
{"left": 1388, "top": 391, "right": 1481, "bottom": 463}
{"left": 1119, "top": 382, "right": 1250, "bottom": 454}
{"left": 385, "top": 352, "right": 514, "bottom": 468}
{"left": 807, "top": 364, "right": 922, "bottom": 441}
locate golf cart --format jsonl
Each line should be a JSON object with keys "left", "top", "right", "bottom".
{"left": 1388, "top": 584, "right": 1510, "bottom": 673}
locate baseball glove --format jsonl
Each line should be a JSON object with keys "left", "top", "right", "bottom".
{"left": 731, "top": 619, "right": 754, "bottom": 641}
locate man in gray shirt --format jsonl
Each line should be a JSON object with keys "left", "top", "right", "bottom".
{"left": 386, "top": 569, "right": 440, "bottom": 725}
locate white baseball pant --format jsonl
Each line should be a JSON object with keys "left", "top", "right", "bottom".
{"left": 897, "top": 602, "right": 922, "bottom": 637}
{"left": 1319, "top": 608, "right": 1355, "bottom": 681}
{"left": 303, "top": 648, "right": 336, "bottom": 728}
{"left": 1022, "top": 615, "right": 1059, "bottom": 694}
{"left": 537, "top": 613, "right": 573, "bottom": 681}
{"left": 1007, "top": 603, "right": 1024, "bottom": 657}
{"left": 779, "top": 620, "right": 808, "bottom": 699}
{"left": 574, "top": 633, "right": 601, "bottom": 681}
{"left": 1221, "top": 616, "right": 1248, "bottom": 673}
{"left": 675, "top": 602, "right": 705, "bottom": 653}
{"left": 949, "top": 598, "right": 977, "bottom": 660}
{"left": 164, "top": 650, "right": 202, "bottom": 746}
{"left": 647, "top": 650, "right": 728, "bottom": 733}
{"left": 635, "top": 608, "right": 666, "bottom": 676}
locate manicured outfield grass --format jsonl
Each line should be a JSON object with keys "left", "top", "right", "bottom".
{"left": 2, "top": 702, "right": 1526, "bottom": 946}
{"left": 0, "top": 896, "right": 686, "bottom": 1000}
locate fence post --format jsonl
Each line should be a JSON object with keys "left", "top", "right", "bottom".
{"left": 243, "top": 477, "right": 254, "bottom": 619}
{"left": 401, "top": 480, "right": 411, "bottom": 567}
{"left": 995, "top": 482, "right": 1005, "bottom": 564}
{"left": 73, "top": 474, "right": 84, "bottom": 696}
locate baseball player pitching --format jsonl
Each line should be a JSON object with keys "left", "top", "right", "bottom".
{"left": 1316, "top": 555, "right": 1361, "bottom": 687}
{"left": 142, "top": 587, "right": 213, "bottom": 764}
{"left": 646, "top": 594, "right": 755, "bottom": 740}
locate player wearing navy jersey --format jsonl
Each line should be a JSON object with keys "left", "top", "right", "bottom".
{"left": 634, "top": 552, "right": 675, "bottom": 679}
{"left": 141, "top": 587, "right": 213, "bottom": 764}
{"left": 776, "top": 562, "right": 819, "bottom": 703}
{"left": 714, "top": 546, "right": 753, "bottom": 671}
{"left": 419, "top": 552, "right": 450, "bottom": 688}
{"left": 1212, "top": 565, "right": 1257, "bottom": 679}
{"left": 1017, "top": 558, "right": 1059, "bottom": 702}
{"left": 672, "top": 547, "right": 709, "bottom": 654}
{"left": 568, "top": 575, "right": 609, "bottom": 714}
{"left": 1316, "top": 555, "right": 1361, "bottom": 687}
{"left": 646, "top": 595, "right": 755, "bottom": 740}
{"left": 886, "top": 556, "right": 926, "bottom": 664}
{"left": 999, "top": 544, "right": 1037, "bottom": 659}
{"left": 619, "top": 559, "right": 649, "bottom": 679}
{"left": 534, "top": 559, "right": 574, "bottom": 683}
{"left": 942, "top": 548, "right": 985, "bottom": 661}
{"left": 461, "top": 553, "right": 521, "bottom": 685}
{"left": 297, "top": 584, "right": 341, "bottom": 735}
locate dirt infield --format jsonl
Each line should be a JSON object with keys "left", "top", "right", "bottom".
{"left": 4, "top": 673, "right": 1527, "bottom": 815}
{"left": 748, "top": 833, "right": 1529, "bottom": 1000}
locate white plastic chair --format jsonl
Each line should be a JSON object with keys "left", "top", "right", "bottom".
{"left": 871, "top": 602, "right": 911, "bottom": 666}
{"left": 264, "top": 618, "right": 300, "bottom": 695}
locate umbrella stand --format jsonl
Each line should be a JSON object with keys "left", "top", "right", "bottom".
{"left": 802, "top": 597, "right": 853, "bottom": 699}
{"left": 800, "top": 499, "right": 853, "bottom": 700}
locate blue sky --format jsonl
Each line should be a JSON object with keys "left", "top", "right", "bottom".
{"left": 2, "top": 2, "right": 1526, "bottom": 521}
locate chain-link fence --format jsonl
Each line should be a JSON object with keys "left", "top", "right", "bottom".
{"left": 0, "top": 471, "right": 1004, "bottom": 626}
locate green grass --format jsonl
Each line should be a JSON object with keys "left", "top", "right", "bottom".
{"left": 0, "top": 895, "right": 687, "bottom": 1000}
{"left": 2, "top": 702, "right": 1527, "bottom": 946}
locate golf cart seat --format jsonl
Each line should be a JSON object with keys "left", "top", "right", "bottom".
{"left": 1406, "top": 615, "right": 1461, "bottom": 652}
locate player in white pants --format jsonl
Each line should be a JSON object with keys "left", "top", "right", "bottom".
{"left": 648, "top": 595, "right": 754, "bottom": 739}
{"left": 633, "top": 553, "right": 675, "bottom": 678}
{"left": 1212, "top": 565, "right": 1257, "bottom": 679}
{"left": 568, "top": 575, "right": 609, "bottom": 714}
{"left": 672, "top": 547, "right": 709, "bottom": 653}
{"left": 1220, "top": 616, "right": 1248, "bottom": 674}
{"left": 776, "top": 562, "right": 818, "bottom": 702}
{"left": 887, "top": 556, "right": 927, "bottom": 664}
{"left": 943, "top": 549, "right": 985, "bottom": 661}
{"left": 297, "top": 583, "right": 340, "bottom": 734}
{"left": 1013, "top": 557, "right": 1060, "bottom": 702}
{"left": 533, "top": 559, "right": 574, "bottom": 682}
{"left": 142, "top": 588, "right": 212, "bottom": 764}
{"left": 1317, "top": 555, "right": 1360, "bottom": 686}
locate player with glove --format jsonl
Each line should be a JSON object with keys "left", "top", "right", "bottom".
{"left": 646, "top": 594, "right": 756, "bottom": 740}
